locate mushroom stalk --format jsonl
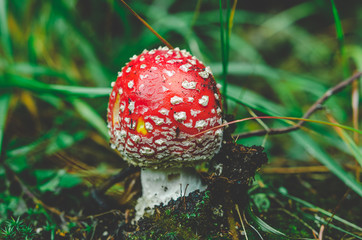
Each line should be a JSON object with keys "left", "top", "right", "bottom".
{"left": 135, "top": 167, "right": 206, "bottom": 220}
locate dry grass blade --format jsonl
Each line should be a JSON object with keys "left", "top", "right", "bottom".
{"left": 119, "top": 0, "right": 174, "bottom": 49}
{"left": 228, "top": 0, "right": 238, "bottom": 32}
{"left": 235, "top": 204, "right": 248, "bottom": 240}
{"left": 351, "top": 80, "right": 359, "bottom": 144}
{"left": 261, "top": 166, "right": 330, "bottom": 174}
{"left": 325, "top": 112, "right": 362, "bottom": 168}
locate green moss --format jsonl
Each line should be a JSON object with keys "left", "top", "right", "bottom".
{"left": 127, "top": 190, "right": 231, "bottom": 239}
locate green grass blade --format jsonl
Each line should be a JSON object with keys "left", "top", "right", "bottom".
{"left": 51, "top": 0, "right": 111, "bottom": 87}
{"left": 335, "top": 128, "right": 362, "bottom": 167}
{"left": 330, "top": 0, "right": 344, "bottom": 53}
{"left": 6, "top": 131, "right": 55, "bottom": 159}
{"left": 226, "top": 82, "right": 290, "bottom": 116}
{"left": 50, "top": 85, "right": 111, "bottom": 98}
{"left": 246, "top": 205, "right": 315, "bottom": 239}
{"left": 261, "top": 1, "right": 317, "bottom": 38}
{"left": 0, "top": 0, "right": 13, "bottom": 62}
{"left": 313, "top": 217, "right": 362, "bottom": 240}
{"left": 3, "top": 74, "right": 111, "bottom": 98}
{"left": 246, "top": 206, "right": 287, "bottom": 237}
{"left": 70, "top": 99, "right": 108, "bottom": 139}
{"left": 212, "top": 61, "right": 347, "bottom": 120}
{"left": 225, "top": 0, "right": 231, "bottom": 67}
{"left": 330, "top": 0, "right": 349, "bottom": 77}
{"left": 0, "top": 92, "right": 11, "bottom": 157}
{"left": 300, "top": 212, "right": 362, "bottom": 239}
{"left": 280, "top": 191, "right": 362, "bottom": 233}
{"left": 219, "top": 0, "right": 228, "bottom": 102}
{"left": 45, "top": 131, "right": 86, "bottom": 155}
{"left": 6, "top": 129, "right": 86, "bottom": 160}
{"left": 8, "top": 63, "right": 71, "bottom": 79}
{"left": 291, "top": 131, "right": 362, "bottom": 197}
{"left": 210, "top": 62, "right": 327, "bottom": 97}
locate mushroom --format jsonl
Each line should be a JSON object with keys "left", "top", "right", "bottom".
{"left": 107, "top": 46, "right": 223, "bottom": 219}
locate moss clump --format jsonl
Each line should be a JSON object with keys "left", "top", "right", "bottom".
{"left": 126, "top": 190, "right": 232, "bottom": 239}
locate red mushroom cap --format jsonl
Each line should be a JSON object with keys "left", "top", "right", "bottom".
{"left": 107, "top": 46, "right": 223, "bottom": 168}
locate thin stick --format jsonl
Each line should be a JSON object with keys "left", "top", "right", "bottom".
{"left": 119, "top": 0, "right": 173, "bottom": 49}
{"left": 191, "top": 116, "right": 362, "bottom": 138}
{"left": 235, "top": 204, "right": 248, "bottom": 240}
{"left": 351, "top": 79, "right": 360, "bottom": 181}
{"left": 234, "top": 72, "right": 362, "bottom": 139}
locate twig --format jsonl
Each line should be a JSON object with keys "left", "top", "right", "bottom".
{"left": 234, "top": 72, "right": 362, "bottom": 139}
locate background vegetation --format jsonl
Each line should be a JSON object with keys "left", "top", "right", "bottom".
{"left": 0, "top": 0, "right": 361, "bottom": 239}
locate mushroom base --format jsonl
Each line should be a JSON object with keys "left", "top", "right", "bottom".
{"left": 135, "top": 167, "right": 206, "bottom": 220}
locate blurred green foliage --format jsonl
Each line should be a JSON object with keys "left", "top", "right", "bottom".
{"left": 0, "top": 0, "right": 361, "bottom": 238}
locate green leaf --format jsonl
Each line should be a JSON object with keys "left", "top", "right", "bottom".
{"left": 34, "top": 169, "right": 59, "bottom": 193}
{"left": 58, "top": 171, "right": 82, "bottom": 189}
{"left": 5, "top": 156, "right": 29, "bottom": 173}
{"left": 34, "top": 169, "right": 57, "bottom": 183}
{"left": 6, "top": 131, "right": 55, "bottom": 159}
{"left": 35, "top": 169, "right": 81, "bottom": 192}
{"left": 45, "top": 131, "right": 86, "bottom": 155}
{"left": 251, "top": 193, "right": 271, "bottom": 212}
{"left": 38, "top": 175, "right": 60, "bottom": 193}
{"left": 7, "top": 197, "right": 27, "bottom": 217}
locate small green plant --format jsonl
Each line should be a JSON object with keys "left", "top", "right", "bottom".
{"left": 0, "top": 217, "right": 36, "bottom": 240}
{"left": 0, "top": 225, "right": 16, "bottom": 240}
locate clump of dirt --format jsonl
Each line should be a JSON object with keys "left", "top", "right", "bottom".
{"left": 208, "top": 130, "right": 268, "bottom": 208}
{"left": 119, "top": 125, "right": 268, "bottom": 239}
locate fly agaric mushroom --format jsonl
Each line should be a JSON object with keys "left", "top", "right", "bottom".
{"left": 107, "top": 46, "right": 223, "bottom": 219}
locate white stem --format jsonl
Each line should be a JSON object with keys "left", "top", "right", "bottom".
{"left": 135, "top": 167, "right": 207, "bottom": 220}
